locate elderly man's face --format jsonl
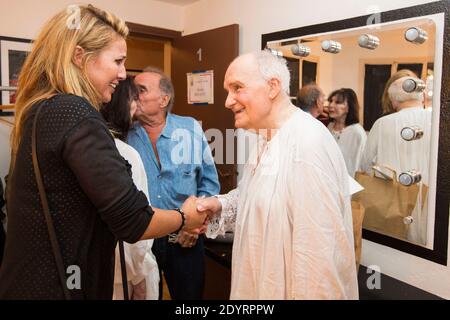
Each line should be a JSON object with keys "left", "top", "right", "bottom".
{"left": 134, "top": 72, "right": 165, "bottom": 118}
{"left": 223, "top": 55, "right": 272, "bottom": 130}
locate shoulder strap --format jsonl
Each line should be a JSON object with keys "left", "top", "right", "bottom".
{"left": 31, "top": 102, "right": 72, "bottom": 300}
{"left": 118, "top": 240, "right": 129, "bottom": 300}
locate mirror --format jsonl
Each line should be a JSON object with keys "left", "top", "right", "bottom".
{"left": 262, "top": 1, "right": 449, "bottom": 264}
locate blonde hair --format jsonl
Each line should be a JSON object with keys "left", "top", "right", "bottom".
{"left": 11, "top": 4, "right": 128, "bottom": 153}
{"left": 381, "top": 69, "right": 416, "bottom": 115}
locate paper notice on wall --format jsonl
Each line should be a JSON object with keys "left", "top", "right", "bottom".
{"left": 187, "top": 70, "right": 214, "bottom": 104}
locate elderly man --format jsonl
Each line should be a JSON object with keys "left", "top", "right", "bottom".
{"left": 296, "top": 83, "right": 325, "bottom": 118}
{"left": 197, "top": 51, "right": 358, "bottom": 299}
{"left": 128, "top": 67, "right": 220, "bottom": 300}
{"left": 359, "top": 75, "right": 432, "bottom": 244}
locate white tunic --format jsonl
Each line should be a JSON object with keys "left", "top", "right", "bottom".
{"left": 328, "top": 122, "right": 367, "bottom": 177}
{"left": 207, "top": 109, "right": 358, "bottom": 300}
{"left": 359, "top": 106, "right": 432, "bottom": 244}
{"left": 113, "top": 139, "right": 159, "bottom": 300}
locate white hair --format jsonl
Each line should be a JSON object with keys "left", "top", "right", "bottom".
{"left": 252, "top": 50, "right": 291, "bottom": 96}
{"left": 388, "top": 76, "right": 424, "bottom": 104}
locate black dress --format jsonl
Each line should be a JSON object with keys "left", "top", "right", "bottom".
{"left": 0, "top": 94, "right": 153, "bottom": 299}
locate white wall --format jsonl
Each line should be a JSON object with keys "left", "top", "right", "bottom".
{"left": 183, "top": 0, "right": 450, "bottom": 299}
{"left": 0, "top": 0, "right": 183, "bottom": 40}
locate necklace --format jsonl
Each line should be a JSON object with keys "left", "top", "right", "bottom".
{"left": 330, "top": 122, "right": 344, "bottom": 141}
{"left": 331, "top": 129, "right": 342, "bottom": 141}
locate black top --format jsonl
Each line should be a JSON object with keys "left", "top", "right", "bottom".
{"left": 0, "top": 94, "right": 153, "bottom": 299}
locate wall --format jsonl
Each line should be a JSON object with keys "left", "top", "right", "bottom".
{"left": 182, "top": 0, "right": 450, "bottom": 299}
{"left": 0, "top": 0, "right": 183, "bottom": 40}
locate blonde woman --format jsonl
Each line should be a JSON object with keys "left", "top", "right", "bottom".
{"left": 0, "top": 5, "right": 206, "bottom": 299}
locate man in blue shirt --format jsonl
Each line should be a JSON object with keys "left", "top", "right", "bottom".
{"left": 128, "top": 67, "right": 220, "bottom": 300}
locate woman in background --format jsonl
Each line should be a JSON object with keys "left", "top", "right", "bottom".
{"left": 327, "top": 88, "right": 366, "bottom": 177}
{"left": 102, "top": 77, "right": 159, "bottom": 300}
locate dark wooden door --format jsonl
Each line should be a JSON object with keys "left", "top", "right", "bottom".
{"left": 363, "top": 64, "right": 391, "bottom": 131}
{"left": 171, "top": 24, "right": 239, "bottom": 193}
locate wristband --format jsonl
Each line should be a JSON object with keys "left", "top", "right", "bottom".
{"left": 173, "top": 208, "right": 185, "bottom": 234}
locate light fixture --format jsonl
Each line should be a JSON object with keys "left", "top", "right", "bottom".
{"left": 358, "top": 34, "right": 380, "bottom": 49}
{"left": 400, "top": 126, "right": 424, "bottom": 141}
{"left": 402, "top": 77, "right": 426, "bottom": 93}
{"left": 266, "top": 48, "right": 283, "bottom": 57}
{"left": 399, "top": 170, "right": 422, "bottom": 186}
{"left": 291, "top": 44, "right": 311, "bottom": 57}
{"left": 404, "top": 27, "right": 428, "bottom": 44}
{"left": 321, "top": 40, "right": 341, "bottom": 54}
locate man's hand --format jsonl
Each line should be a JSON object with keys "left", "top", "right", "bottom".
{"left": 177, "top": 230, "right": 199, "bottom": 248}
{"left": 181, "top": 195, "right": 207, "bottom": 232}
{"left": 196, "top": 196, "right": 222, "bottom": 217}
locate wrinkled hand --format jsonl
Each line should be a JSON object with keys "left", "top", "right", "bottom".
{"left": 131, "top": 279, "right": 146, "bottom": 300}
{"left": 196, "top": 196, "right": 222, "bottom": 218}
{"left": 177, "top": 230, "right": 199, "bottom": 248}
{"left": 181, "top": 195, "right": 207, "bottom": 232}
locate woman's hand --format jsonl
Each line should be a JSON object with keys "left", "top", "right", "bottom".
{"left": 181, "top": 196, "right": 207, "bottom": 232}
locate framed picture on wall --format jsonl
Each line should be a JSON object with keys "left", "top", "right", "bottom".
{"left": 0, "top": 36, "right": 32, "bottom": 109}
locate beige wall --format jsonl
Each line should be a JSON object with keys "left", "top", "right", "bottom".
{"left": 0, "top": 0, "right": 183, "bottom": 40}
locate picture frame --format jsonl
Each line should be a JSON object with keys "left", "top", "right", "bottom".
{"left": 0, "top": 36, "right": 32, "bottom": 114}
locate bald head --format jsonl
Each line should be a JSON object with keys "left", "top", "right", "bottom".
{"left": 388, "top": 76, "right": 424, "bottom": 110}
{"left": 223, "top": 51, "right": 292, "bottom": 130}
{"left": 226, "top": 51, "right": 291, "bottom": 96}
{"left": 297, "top": 84, "right": 324, "bottom": 118}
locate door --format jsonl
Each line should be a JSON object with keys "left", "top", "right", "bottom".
{"left": 363, "top": 64, "right": 391, "bottom": 131}
{"left": 171, "top": 24, "right": 239, "bottom": 193}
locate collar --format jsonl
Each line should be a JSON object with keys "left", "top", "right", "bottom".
{"left": 134, "top": 112, "right": 174, "bottom": 139}
{"left": 160, "top": 112, "right": 175, "bottom": 139}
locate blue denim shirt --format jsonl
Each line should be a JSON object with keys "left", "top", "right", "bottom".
{"left": 127, "top": 113, "right": 220, "bottom": 210}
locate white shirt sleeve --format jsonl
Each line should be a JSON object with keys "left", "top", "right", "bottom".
{"left": 205, "top": 188, "right": 239, "bottom": 238}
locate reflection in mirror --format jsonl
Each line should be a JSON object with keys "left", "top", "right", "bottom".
{"left": 266, "top": 17, "right": 436, "bottom": 246}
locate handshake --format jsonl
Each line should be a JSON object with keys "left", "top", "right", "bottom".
{"left": 175, "top": 196, "right": 222, "bottom": 248}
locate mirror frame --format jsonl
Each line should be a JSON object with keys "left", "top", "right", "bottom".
{"left": 262, "top": 0, "right": 450, "bottom": 265}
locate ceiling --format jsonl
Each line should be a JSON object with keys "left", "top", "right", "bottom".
{"left": 153, "top": 0, "right": 200, "bottom": 6}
